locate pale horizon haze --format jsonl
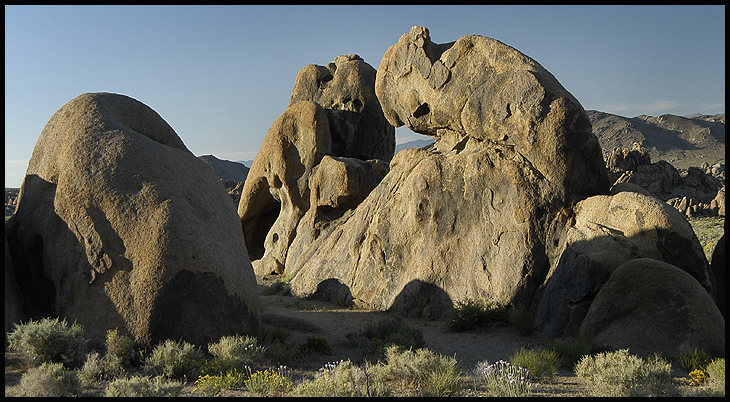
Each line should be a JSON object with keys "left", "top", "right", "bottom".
{"left": 4, "top": 4, "right": 726, "bottom": 188}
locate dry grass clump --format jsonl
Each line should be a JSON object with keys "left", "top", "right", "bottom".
{"left": 369, "top": 345, "right": 464, "bottom": 396}
{"left": 206, "top": 334, "right": 265, "bottom": 374}
{"left": 17, "top": 362, "right": 81, "bottom": 397}
{"left": 575, "top": 349, "right": 677, "bottom": 396}
{"left": 144, "top": 339, "right": 205, "bottom": 380}
{"left": 508, "top": 346, "right": 560, "bottom": 380}
{"left": 346, "top": 317, "right": 425, "bottom": 360}
{"left": 477, "top": 359, "right": 536, "bottom": 397}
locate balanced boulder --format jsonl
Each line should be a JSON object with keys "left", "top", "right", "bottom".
{"left": 288, "top": 27, "right": 610, "bottom": 319}
{"left": 5, "top": 92, "right": 261, "bottom": 346}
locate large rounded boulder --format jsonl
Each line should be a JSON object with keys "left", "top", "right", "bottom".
{"left": 5, "top": 92, "right": 261, "bottom": 346}
{"left": 580, "top": 258, "right": 724, "bottom": 360}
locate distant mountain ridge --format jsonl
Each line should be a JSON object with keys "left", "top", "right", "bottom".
{"left": 395, "top": 138, "right": 435, "bottom": 153}
{"left": 198, "top": 154, "right": 249, "bottom": 183}
{"left": 587, "top": 110, "right": 725, "bottom": 170}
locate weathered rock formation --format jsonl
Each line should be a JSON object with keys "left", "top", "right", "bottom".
{"left": 5, "top": 93, "right": 261, "bottom": 346}
{"left": 238, "top": 55, "right": 393, "bottom": 277}
{"left": 581, "top": 258, "right": 724, "bottom": 360}
{"left": 535, "top": 191, "right": 716, "bottom": 337}
{"left": 288, "top": 26, "right": 610, "bottom": 318}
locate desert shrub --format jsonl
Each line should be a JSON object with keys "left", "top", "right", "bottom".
{"left": 575, "top": 349, "right": 676, "bottom": 397}
{"left": 447, "top": 299, "right": 507, "bottom": 332}
{"left": 684, "top": 358, "right": 727, "bottom": 397}
{"left": 245, "top": 368, "right": 293, "bottom": 395}
{"left": 548, "top": 333, "right": 594, "bottom": 369}
{"left": 6, "top": 317, "right": 88, "bottom": 369}
{"left": 705, "top": 358, "right": 725, "bottom": 390}
{"left": 509, "top": 346, "right": 560, "bottom": 380}
{"left": 346, "top": 317, "right": 425, "bottom": 360}
{"left": 369, "top": 345, "right": 463, "bottom": 396}
{"left": 144, "top": 339, "right": 204, "bottom": 380}
{"left": 104, "top": 375, "right": 184, "bottom": 397}
{"left": 104, "top": 328, "right": 137, "bottom": 376}
{"left": 297, "top": 336, "right": 333, "bottom": 357}
{"left": 679, "top": 346, "right": 712, "bottom": 373}
{"left": 293, "top": 360, "right": 389, "bottom": 397}
{"left": 17, "top": 362, "right": 81, "bottom": 397}
{"left": 194, "top": 369, "right": 248, "bottom": 396}
{"left": 206, "top": 334, "right": 265, "bottom": 374}
{"left": 78, "top": 351, "right": 106, "bottom": 387}
{"left": 507, "top": 310, "right": 534, "bottom": 336}
{"left": 478, "top": 359, "right": 535, "bottom": 397}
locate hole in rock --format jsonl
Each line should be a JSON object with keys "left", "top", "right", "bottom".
{"left": 413, "top": 103, "right": 430, "bottom": 118}
{"left": 244, "top": 196, "right": 281, "bottom": 262}
{"left": 272, "top": 233, "right": 279, "bottom": 243}
{"left": 272, "top": 175, "right": 282, "bottom": 189}
{"left": 352, "top": 98, "right": 363, "bottom": 111}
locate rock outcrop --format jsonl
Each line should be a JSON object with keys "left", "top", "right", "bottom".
{"left": 535, "top": 190, "right": 716, "bottom": 337}
{"left": 607, "top": 144, "right": 724, "bottom": 217}
{"left": 238, "top": 55, "right": 393, "bottom": 277}
{"left": 288, "top": 26, "right": 610, "bottom": 319}
{"left": 5, "top": 93, "right": 261, "bottom": 346}
{"left": 580, "top": 258, "right": 724, "bottom": 360}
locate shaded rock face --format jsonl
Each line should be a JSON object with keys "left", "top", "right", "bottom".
{"left": 289, "top": 54, "right": 395, "bottom": 162}
{"left": 288, "top": 27, "right": 610, "bottom": 319}
{"left": 711, "top": 235, "right": 725, "bottom": 317}
{"left": 375, "top": 26, "right": 609, "bottom": 202}
{"left": 5, "top": 238, "right": 23, "bottom": 337}
{"left": 580, "top": 258, "right": 725, "bottom": 360}
{"left": 5, "top": 93, "right": 261, "bottom": 346}
{"left": 535, "top": 191, "right": 716, "bottom": 337}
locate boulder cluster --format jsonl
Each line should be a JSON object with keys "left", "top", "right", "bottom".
{"left": 606, "top": 143, "right": 725, "bottom": 218}
{"left": 5, "top": 27, "right": 724, "bottom": 360}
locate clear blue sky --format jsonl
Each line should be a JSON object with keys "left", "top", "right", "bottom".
{"left": 4, "top": 5, "right": 725, "bottom": 188}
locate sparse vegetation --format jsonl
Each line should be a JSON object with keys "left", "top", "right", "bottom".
{"left": 297, "top": 336, "right": 333, "bottom": 356}
{"left": 507, "top": 309, "right": 535, "bottom": 336}
{"left": 194, "top": 369, "right": 248, "bottom": 396}
{"left": 687, "top": 216, "right": 725, "bottom": 261}
{"left": 206, "top": 334, "right": 265, "bottom": 374}
{"left": 245, "top": 367, "right": 293, "bottom": 395}
{"left": 293, "top": 360, "right": 389, "bottom": 397}
{"left": 547, "top": 333, "right": 594, "bottom": 369}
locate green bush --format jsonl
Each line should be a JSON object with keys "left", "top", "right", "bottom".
{"left": 194, "top": 369, "right": 248, "bottom": 396}
{"left": 507, "top": 310, "right": 534, "bottom": 336}
{"left": 104, "top": 328, "right": 137, "bottom": 376}
{"left": 293, "top": 360, "right": 389, "bottom": 397}
{"left": 679, "top": 346, "right": 712, "bottom": 373}
{"left": 369, "top": 345, "right": 463, "bottom": 396}
{"left": 104, "top": 375, "right": 184, "bottom": 397}
{"left": 207, "top": 334, "right": 265, "bottom": 374}
{"left": 245, "top": 368, "right": 293, "bottom": 395}
{"left": 78, "top": 351, "right": 106, "bottom": 387}
{"left": 346, "top": 318, "right": 425, "bottom": 360}
{"left": 575, "top": 349, "right": 677, "bottom": 397}
{"left": 6, "top": 317, "right": 88, "bottom": 369}
{"left": 447, "top": 299, "right": 506, "bottom": 332}
{"left": 509, "top": 346, "right": 560, "bottom": 380}
{"left": 478, "top": 359, "right": 535, "bottom": 397}
{"left": 144, "top": 339, "right": 204, "bottom": 380}
{"left": 17, "top": 362, "right": 81, "bottom": 397}
{"left": 548, "top": 333, "right": 594, "bottom": 369}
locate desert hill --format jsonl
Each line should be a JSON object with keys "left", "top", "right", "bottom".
{"left": 198, "top": 154, "right": 250, "bottom": 183}
{"left": 587, "top": 110, "right": 725, "bottom": 170}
